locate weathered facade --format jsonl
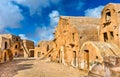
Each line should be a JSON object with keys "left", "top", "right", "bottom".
{"left": 78, "top": 3, "right": 120, "bottom": 76}
{"left": 79, "top": 41, "right": 120, "bottom": 71}
{"left": 0, "top": 34, "right": 35, "bottom": 63}
{"left": 21, "top": 40, "right": 34, "bottom": 58}
{"left": 50, "top": 16, "right": 100, "bottom": 67}
{"left": 100, "top": 3, "right": 120, "bottom": 47}
{"left": 0, "top": 2, "right": 120, "bottom": 76}
{"left": 36, "top": 3, "right": 120, "bottom": 76}
{"left": 0, "top": 34, "right": 21, "bottom": 57}
{"left": 34, "top": 41, "right": 53, "bottom": 58}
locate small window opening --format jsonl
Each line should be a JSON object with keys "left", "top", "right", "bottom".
{"left": 49, "top": 55, "right": 51, "bottom": 57}
{"left": 38, "top": 45, "right": 40, "bottom": 47}
{"left": 96, "top": 56, "right": 98, "bottom": 59}
{"left": 15, "top": 45, "right": 18, "bottom": 49}
{"left": 69, "top": 44, "right": 74, "bottom": 48}
{"left": 42, "top": 53, "right": 44, "bottom": 55}
{"left": 16, "top": 38, "right": 18, "bottom": 41}
{"left": 80, "top": 36, "right": 82, "bottom": 39}
{"left": 110, "top": 31, "right": 114, "bottom": 40}
{"left": 47, "top": 45, "right": 49, "bottom": 51}
{"left": 72, "top": 33, "right": 75, "bottom": 41}
{"left": 106, "top": 11, "right": 111, "bottom": 21}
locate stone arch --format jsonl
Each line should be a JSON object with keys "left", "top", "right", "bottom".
{"left": 13, "top": 42, "right": 20, "bottom": 49}
{"left": 2, "top": 49, "right": 13, "bottom": 62}
{"left": 79, "top": 41, "right": 120, "bottom": 70}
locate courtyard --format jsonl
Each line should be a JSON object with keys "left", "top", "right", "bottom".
{"left": 0, "top": 58, "right": 86, "bottom": 77}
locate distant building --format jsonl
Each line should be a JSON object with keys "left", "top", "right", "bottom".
{"left": 21, "top": 40, "right": 34, "bottom": 58}
{"left": 34, "top": 41, "right": 53, "bottom": 58}
{"left": 0, "top": 34, "right": 34, "bottom": 63}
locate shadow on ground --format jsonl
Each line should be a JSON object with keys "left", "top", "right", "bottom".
{"left": 0, "top": 58, "right": 34, "bottom": 77}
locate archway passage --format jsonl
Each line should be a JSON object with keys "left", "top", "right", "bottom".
{"left": 30, "top": 51, "right": 34, "bottom": 57}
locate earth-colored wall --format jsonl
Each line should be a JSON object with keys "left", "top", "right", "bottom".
{"left": 100, "top": 3, "right": 120, "bottom": 47}
{"left": 51, "top": 16, "right": 100, "bottom": 67}
{"left": 34, "top": 41, "right": 53, "bottom": 58}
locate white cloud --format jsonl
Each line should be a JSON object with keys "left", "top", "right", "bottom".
{"left": 36, "top": 27, "right": 54, "bottom": 41}
{"left": 19, "top": 34, "right": 28, "bottom": 39}
{"left": 0, "top": 0, "right": 24, "bottom": 31}
{"left": 49, "top": 10, "right": 59, "bottom": 27}
{"left": 19, "top": 34, "right": 37, "bottom": 44}
{"left": 36, "top": 10, "right": 60, "bottom": 40}
{"left": 84, "top": 5, "right": 104, "bottom": 18}
{"left": 15, "top": 0, "right": 61, "bottom": 15}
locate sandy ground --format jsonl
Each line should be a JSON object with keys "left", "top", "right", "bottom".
{"left": 0, "top": 58, "right": 86, "bottom": 77}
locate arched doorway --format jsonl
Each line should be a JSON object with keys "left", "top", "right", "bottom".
{"left": 84, "top": 50, "right": 89, "bottom": 69}
{"left": 38, "top": 52, "right": 41, "bottom": 57}
{"left": 73, "top": 51, "right": 77, "bottom": 66}
{"left": 4, "top": 42, "right": 8, "bottom": 49}
{"left": 15, "top": 45, "right": 18, "bottom": 49}
{"left": 15, "top": 52, "right": 17, "bottom": 56}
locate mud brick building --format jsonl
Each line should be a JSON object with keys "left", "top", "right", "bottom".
{"left": 34, "top": 41, "right": 53, "bottom": 58}
{"left": 79, "top": 41, "right": 120, "bottom": 71}
{"left": 50, "top": 16, "right": 100, "bottom": 67}
{"left": 21, "top": 40, "right": 34, "bottom": 58}
{"left": 0, "top": 34, "right": 34, "bottom": 63}
{"left": 100, "top": 3, "right": 120, "bottom": 46}
{"left": 78, "top": 3, "right": 120, "bottom": 76}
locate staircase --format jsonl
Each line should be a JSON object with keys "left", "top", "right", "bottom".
{"left": 21, "top": 42, "right": 30, "bottom": 57}
{"left": 40, "top": 48, "right": 53, "bottom": 60}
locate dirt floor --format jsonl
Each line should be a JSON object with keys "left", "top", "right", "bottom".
{"left": 0, "top": 58, "right": 87, "bottom": 77}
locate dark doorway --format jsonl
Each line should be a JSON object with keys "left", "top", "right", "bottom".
{"left": 38, "top": 52, "right": 41, "bottom": 57}
{"left": 59, "top": 50, "right": 61, "bottom": 63}
{"left": 4, "top": 42, "right": 8, "bottom": 49}
{"left": 73, "top": 51, "right": 77, "bottom": 66}
{"left": 4, "top": 52, "right": 7, "bottom": 62}
{"left": 110, "top": 31, "right": 114, "bottom": 40}
{"left": 15, "top": 45, "right": 18, "bottom": 49}
{"left": 47, "top": 45, "right": 49, "bottom": 51}
{"left": 15, "top": 52, "right": 17, "bottom": 56}
{"left": 103, "top": 32, "right": 108, "bottom": 42}
{"left": 30, "top": 51, "right": 34, "bottom": 57}
{"left": 84, "top": 50, "right": 89, "bottom": 69}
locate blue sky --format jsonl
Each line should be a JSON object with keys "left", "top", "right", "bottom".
{"left": 0, "top": 0, "right": 120, "bottom": 44}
